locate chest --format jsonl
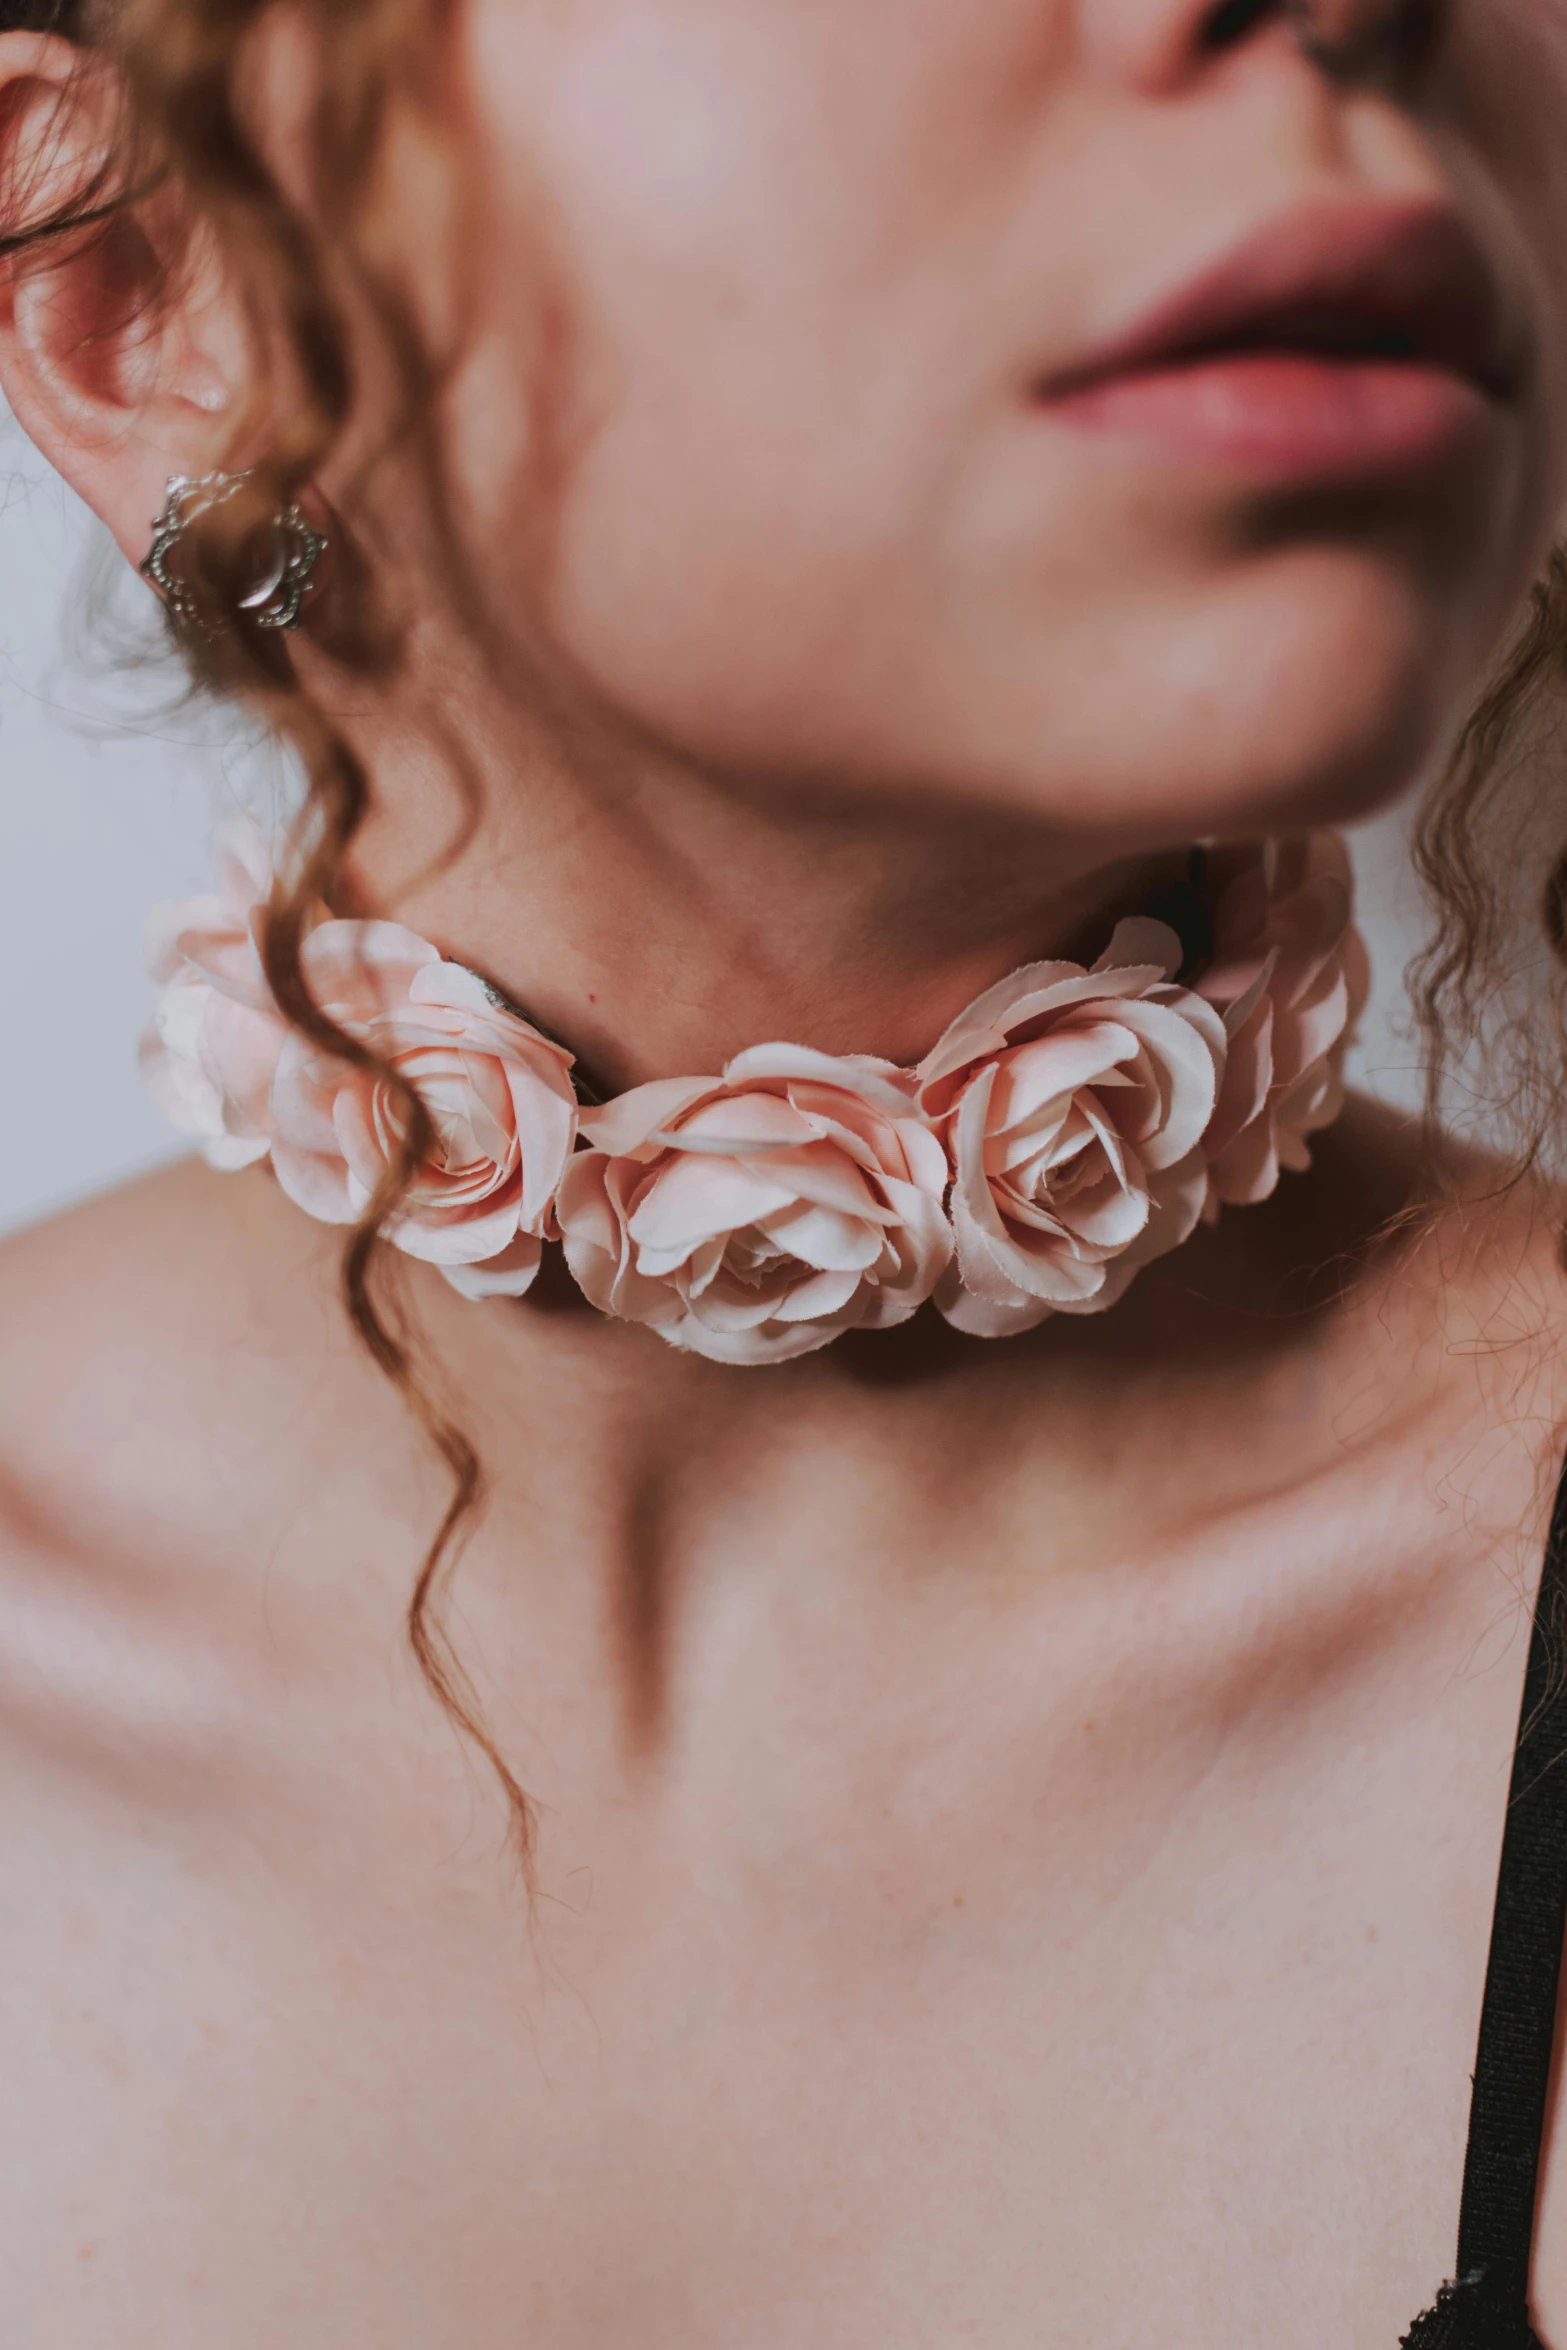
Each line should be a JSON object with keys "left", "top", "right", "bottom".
{"left": 1, "top": 1574, "right": 1525, "bottom": 2350}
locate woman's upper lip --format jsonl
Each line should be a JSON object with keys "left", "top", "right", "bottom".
{"left": 1038, "top": 203, "right": 1528, "bottom": 409}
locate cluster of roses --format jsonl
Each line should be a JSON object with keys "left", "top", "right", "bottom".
{"left": 141, "top": 819, "right": 1370, "bottom": 1366}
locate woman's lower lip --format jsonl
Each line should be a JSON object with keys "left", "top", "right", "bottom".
{"left": 1040, "top": 352, "right": 1499, "bottom": 477}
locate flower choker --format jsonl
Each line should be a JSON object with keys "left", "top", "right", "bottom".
{"left": 140, "top": 824, "right": 1370, "bottom": 1366}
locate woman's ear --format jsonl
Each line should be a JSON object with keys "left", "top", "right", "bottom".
{"left": 0, "top": 31, "right": 252, "bottom": 574}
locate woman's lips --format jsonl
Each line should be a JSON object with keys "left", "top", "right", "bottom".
{"left": 1047, "top": 349, "right": 1497, "bottom": 477}
{"left": 1034, "top": 201, "right": 1522, "bottom": 481}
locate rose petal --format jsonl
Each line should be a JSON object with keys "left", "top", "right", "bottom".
{"left": 724, "top": 1043, "right": 919, "bottom": 1120}
{"left": 440, "top": 1237, "right": 546, "bottom": 1302}
{"left": 580, "top": 1078, "right": 724, "bottom": 1158}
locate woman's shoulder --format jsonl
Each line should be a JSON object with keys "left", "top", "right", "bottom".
{"left": 0, "top": 1159, "right": 394, "bottom": 1782}
{"left": 1253, "top": 1096, "right": 1567, "bottom": 1380}
{"left": 1367, "top": 1104, "right": 1567, "bottom": 1423}
{"left": 1312, "top": 1102, "right": 1567, "bottom": 1469}
{"left": 0, "top": 1158, "right": 338, "bottom": 1548}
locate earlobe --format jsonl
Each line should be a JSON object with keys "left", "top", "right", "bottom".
{"left": 0, "top": 29, "right": 250, "bottom": 572}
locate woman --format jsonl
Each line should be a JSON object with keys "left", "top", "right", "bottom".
{"left": 2, "top": 0, "right": 1566, "bottom": 2340}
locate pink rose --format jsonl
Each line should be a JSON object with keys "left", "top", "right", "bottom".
{"left": 138, "top": 814, "right": 291, "bottom": 1171}
{"left": 556, "top": 1046, "right": 954, "bottom": 1364}
{"left": 1197, "top": 833, "right": 1372, "bottom": 1210}
{"left": 268, "top": 923, "right": 578, "bottom": 1299}
{"left": 917, "top": 920, "right": 1227, "bottom": 1337}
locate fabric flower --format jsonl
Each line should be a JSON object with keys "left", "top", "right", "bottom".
{"left": 268, "top": 923, "right": 578, "bottom": 1299}
{"left": 917, "top": 920, "right": 1228, "bottom": 1338}
{"left": 556, "top": 1046, "right": 954, "bottom": 1364}
{"left": 1196, "top": 833, "right": 1372, "bottom": 1211}
{"left": 138, "top": 812, "right": 292, "bottom": 1171}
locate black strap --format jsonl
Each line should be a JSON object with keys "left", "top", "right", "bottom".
{"left": 1452, "top": 1450, "right": 1567, "bottom": 2314}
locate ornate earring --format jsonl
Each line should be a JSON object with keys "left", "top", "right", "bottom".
{"left": 141, "top": 471, "right": 330, "bottom": 636}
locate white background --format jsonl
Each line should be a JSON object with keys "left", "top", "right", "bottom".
{"left": 0, "top": 410, "right": 1433, "bottom": 1243}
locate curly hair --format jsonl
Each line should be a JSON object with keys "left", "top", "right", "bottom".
{"left": 4, "top": 0, "right": 1567, "bottom": 1847}
{"left": 0, "top": 0, "right": 535, "bottom": 1846}
{"left": 1411, "top": 552, "right": 1567, "bottom": 1181}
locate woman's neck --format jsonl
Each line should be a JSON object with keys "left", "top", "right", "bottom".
{"left": 340, "top": 693, "right": 1175, "bottom": 1093}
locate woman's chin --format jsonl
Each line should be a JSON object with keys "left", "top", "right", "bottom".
{"left": 935, "top": 566, "right": 1472, "bottom": 845}
{"left": 534, "top": 510, "right": 1497, "bottom": 851}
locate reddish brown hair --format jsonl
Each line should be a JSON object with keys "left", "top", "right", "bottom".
{"left": 1412, "top": 553, "right": 1567, "bottom": 1178}
{"left": 1, "top": 0, "right": 535, "bottom": 1846}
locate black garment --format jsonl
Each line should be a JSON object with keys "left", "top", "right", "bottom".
{"left": 1402, "top": 1457, "right": 1567, "bottom": 2348}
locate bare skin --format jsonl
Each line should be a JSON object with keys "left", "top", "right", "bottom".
{"left": 3, "top": 1120, "right": 1567, "bottom": 2349}
{"left": 6, "top": 0, "right": 1567, "bottom": 2342}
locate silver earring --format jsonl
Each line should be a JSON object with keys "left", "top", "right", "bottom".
{"left": 141, "top": 471, "right": 329, "bottom": 636}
